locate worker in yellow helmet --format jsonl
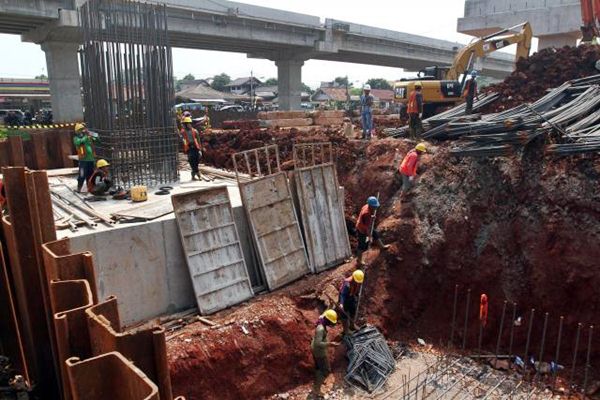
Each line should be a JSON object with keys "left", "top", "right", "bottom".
{"left": 311, "top": 309, "right": 339, "bottom": 398}
{"left": 87, "top": 159, "right": 113, "bottom": 196}
{"left": 73, "top": 123, "right": 97, "bottom": 193}
{"left": 338, "top": 269, "right": 365, "bottom": 335}
{"left": 398, "top": 142, "right": 427, "bottom": 196}
{"left": 178, "top": 116, "right": 202, "bottom": 180}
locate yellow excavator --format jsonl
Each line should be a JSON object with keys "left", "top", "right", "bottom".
{"left": 394, "top": 22, "right": 532, "bottom": 117}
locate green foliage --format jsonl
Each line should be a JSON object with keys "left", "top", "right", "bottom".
{"left": 334, "top": 76, "right": 350, "bottom": 87}
{"left": 301, "top": 83, "right": 314, "bottom": 94}
{"left": 264, "top": 78, "right": 278, "bottom": 86}
{"left": 211, "top": 73, "right": 231, "bottom": 92}
{"left": 366, "top": 78, "right": 392, "bottom": 90}
{"left": 181, "top": 74, "right": 196, "bottom": 81}
{"left": 35, "top": 74, "right": 48, "bottom": 80}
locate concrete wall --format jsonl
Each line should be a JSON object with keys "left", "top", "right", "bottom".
{"left": 69, "top": 219, "right": 196, "bottom": 327}
{"left": 458, "top": 0, "right": 582, "bottom": 49}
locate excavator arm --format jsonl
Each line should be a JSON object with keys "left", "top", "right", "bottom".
{"left": 446, "top": 22, "right": 533, "bottom": 80}
{"left": 580, "top": 0, "right": 600, "bottom": 42}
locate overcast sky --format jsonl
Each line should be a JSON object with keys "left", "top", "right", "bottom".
{"left": 0, "top": 0, "right": 523, "bottom": 88}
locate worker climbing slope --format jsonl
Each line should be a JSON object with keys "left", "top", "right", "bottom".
{"left": 311, "top": 309, "right": 339, "bottom": 399}
{"left": 398, "top": 143, "right": 427, "bottom": 197}
{"left": 355, "top": 196, "right": 390, "bottom": 266}
{"left": 338, "top": 270, "right": 364, "bottom": 336}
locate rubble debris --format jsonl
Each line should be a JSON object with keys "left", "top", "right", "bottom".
{"left": 343, "top": 325, "right": 395, "bottom": 393}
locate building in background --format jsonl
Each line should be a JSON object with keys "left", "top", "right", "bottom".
{"left": 458, "top": 0, "right": 582, "bottom": 49}
{"left": 0, "top": 78, "right": 51, "bottom": 112}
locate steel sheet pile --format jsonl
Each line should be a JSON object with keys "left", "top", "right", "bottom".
{"left": 343, "top": 326, "right": 395, "bottom": 393}
{"left": 418, "top": 75, "right": 600, "bottom": 157}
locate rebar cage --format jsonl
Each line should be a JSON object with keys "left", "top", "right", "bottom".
{"left": 79, "top": 0, "right": 179, "bottom": 187}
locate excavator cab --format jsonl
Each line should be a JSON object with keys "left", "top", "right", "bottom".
{"left": 417, "top": 66, "right": 450, "bottom": 81}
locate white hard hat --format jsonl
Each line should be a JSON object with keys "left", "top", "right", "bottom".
{"left": 363, "top": 84, "right": 371, "bottom": 91}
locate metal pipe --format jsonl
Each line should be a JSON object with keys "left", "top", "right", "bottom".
{"left": 449, "top": 284, "right": 459, "bottom": 347}
{"left": 508, "top": 302, "right": 517, "bottom": 359}
{"left": 552, "top": 316, "right": 564, "bottom": 389}
{"left": 495, "top": 301, "right": 508, "bottom": 357}
{"left": 583, "top": 325, "right": 594, "bottom": 395}
{"left": 569, "top": 322, "right": 582, "bottom": 392}
{"left": 523, "top": 309, "right": 535, "bottom": 368}
{"left": 462, "top": 289, "right": 471, "bottom": 350}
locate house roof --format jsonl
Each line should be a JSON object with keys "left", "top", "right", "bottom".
{"left": 225, "top": 77, "right": 262, "bottom": 87}
{"left": 312, "top": 87, "right": 348, "bottom": 102}
{"left": 370, "top": 89, "right": 394, "bottom": 101}
{"left": 176, "top": 82, "right": 247, "bottom": 102}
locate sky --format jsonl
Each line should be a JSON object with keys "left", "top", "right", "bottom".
{"left": 0, "top": 0, "right": 522, "bottom": 89}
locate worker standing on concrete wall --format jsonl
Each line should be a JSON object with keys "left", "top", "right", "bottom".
{"left": 355, "top": 196, "right": 390, "bottom": 266}
{"left": 179, "top": 116, "right": 202, "bottom": 180}
{"left": 464, "top": 71, "right": 479, "bottom": 115}
{"left": 399, "top": 143, "right": 427, "bottom": 195}
{"left": 311, "top": 309, "right": 339, "bottom": 399}
{"left": 338, "top": 270, "right": 364, "bottom": 335}
{"left": 407, "top": 82, "right": 424, "bottom": 139}
{"left": 360, "top": 84, "right": 375, "bottom": 139}
{"left": 87, "top": 159, "right": 113, "bottom": 196}
{"left": 73, "top": 123, "right": 97, "bottom": 193}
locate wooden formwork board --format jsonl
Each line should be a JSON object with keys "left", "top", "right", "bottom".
{"left": 239, "top": 172, "right": 311, "bottom": 290}
{"left": 294, "top": 164, "right": 351, "bottom": 272}
{"left": 172, "top": 186, "right": 253, "bottom": 315}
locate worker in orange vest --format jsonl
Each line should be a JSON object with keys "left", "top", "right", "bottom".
{"left": 398, "top": 143, "right": 427, "bottom": 195}
{"left": 179, "top": 116, "right": 202, "bottom": 180}
{"left": 407, "top": 82, "right": 424, "bottom": 139}
{"left": 355, "top": 196, "right": 390, "bottom": 266}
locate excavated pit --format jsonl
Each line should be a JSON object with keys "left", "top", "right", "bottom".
{"left": 167, "top": 132, "right": 600, "bottom": 399}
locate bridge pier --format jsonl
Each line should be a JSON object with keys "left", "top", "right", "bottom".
{"left": 276, "top": 58, "right": 304, "bottom": 111}
{"left": 41, "top": 41, "right": 83, "bottom": 122}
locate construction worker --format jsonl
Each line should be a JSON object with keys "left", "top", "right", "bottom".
{"left": 463, "top": 71, "right": 479, "bottom": 115}
{"left": 87, "top": 159, "right": 113, "bottom": 196}
{"left": 338, "top": 269, "right": 364, "bottom": 335}
{"left": 179, "top": 116, "right": 202, "bottom": 180}
{"left": 73, "top": 123, "right": 97, "bottom": 193}
{"left": 399, "top": 143, "right": 427, "bottom": 195}
{"left": 311, "top": 309, "right": 339, "bottom": 398}
{"left": 355, "top": 196, "right": 390, "bottom": 266}
{"left": 407, "top": 82, "right": 424, "bottom": 139}
{"left": 360, "top": 84, "right": 375, "bottom": 139}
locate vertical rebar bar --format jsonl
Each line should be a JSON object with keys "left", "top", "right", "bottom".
{"left": 508, "top": 302, "right": 517, "bottom": 359}
{"left": 569, "top": 323, "right": 582, "bottom": 392}
{"left": 552, "top": 316, "right": 564, "bottom": 389}
{"left": 449, "top": 284, "right": 459, "bottom": 347}
{"left": 495, "top": 300, "right": 508, "bottom": 357}
{"left": 523, "top": 309, "right": 535, "bottom": 368}
{"left": 462, "top": 289, "right": 471, "bottom": 350}
{"left": 583, "top": 325, "right": 594, "bottom": 395}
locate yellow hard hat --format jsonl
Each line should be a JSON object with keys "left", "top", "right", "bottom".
{"left": 415, "top": 143, "right": 427, "bottom": 153}
{"left": 352, "top": 269, "right": 365, "bottom": 283}
{"left": 75, "top": 123, "right": 86, "bottom": 132}
{"left": 322, "top": 309, "right": 338, "bottom": 324}
{"left": 182, "top": 116, "right": 192, "bottom": 123}
{"left": 96, "top": 159, "right": 110, "bottom": 168}
{"left": 414, "top": 82, "right": 423, "bottom": 88}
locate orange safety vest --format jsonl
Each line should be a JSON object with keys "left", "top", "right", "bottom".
{"left": 407, "top": 90, "right": 420, "bottom": 114}
{"left": 355, "top": 204, "right": 374, "bottom": 235}
{"left": 179, "top": 127, "right": 201, "bottom": 153}
{"left": 399, "top": 150, "right": 419, "bottom": 177}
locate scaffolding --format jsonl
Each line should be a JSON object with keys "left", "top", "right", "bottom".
{"left": 79, "top": 0, "right": 179, "bottom": 187}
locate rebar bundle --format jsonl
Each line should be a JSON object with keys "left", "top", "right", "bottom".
{"left": 79, "top": 0, "right": 179, "bottom": 187}
{"left": 343, "top": 325, "right": 395, "bottom": 393}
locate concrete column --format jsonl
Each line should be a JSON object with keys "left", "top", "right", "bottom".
{"left": 41, "top": 41, "right": 83, "bottom": 122}
{"left": 276, "top": 59, "right": 304, "bottom": 111}
{"left": 537, "top": 34, "right": 579, "bottom": 50}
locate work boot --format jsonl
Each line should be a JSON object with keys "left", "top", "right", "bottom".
{"left": 356, "top": 251, "right": 366, "bottom": 267}
{"left": 191, "top": 172, "right": 198, "bottom": 181}
{"left": 76, "top": 184, "right": 83, "bottom": 193}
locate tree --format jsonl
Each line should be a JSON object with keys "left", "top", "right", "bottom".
{"left": 334, "top": 76, "right": 350, "bottom": 87}
{"left": 301, "top": 83, "right": 313, "bottom": 94}
{"left": 181, "top": 74, "right": 195, "bottom": 81}
{"left": 264, "top": 78, "right": 278, "bottom": 86}
{"left": 35, "top": 74, "right": 47, "bottom": 80}
{"left": 211, "top": 73, "right": 231, "bottom": 92}
{"left": 366, "top": 78, "right": 392, "bottom": 90}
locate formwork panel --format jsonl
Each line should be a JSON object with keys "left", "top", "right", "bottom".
{"left": 294, "top": 164, "right": 351, "bottom": 272}
{"left": 240, "top": 172, "right": 311, "bottom": 290}
{"left": 172, "top": 186, "right": 254, "bottom": 315}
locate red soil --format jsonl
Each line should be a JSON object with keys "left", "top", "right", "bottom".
{"left": 169, "top": 131, "right": 600, "bottom": 399}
